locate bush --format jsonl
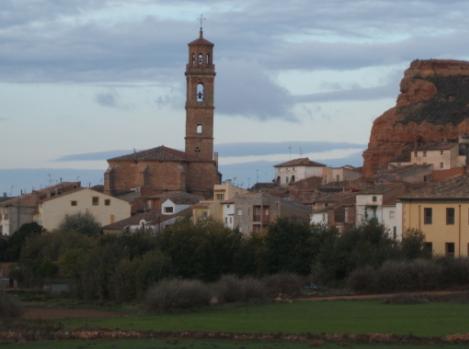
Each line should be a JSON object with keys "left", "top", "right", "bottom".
{"left": 0, "top": 292, "right": 22, "bottom": 318}
{"left": 145, "top": 279, "right": 211, "bottom": 312}
{"left": 349, "top": 259, "right": 443, "bottom": 293}
{"left": 214, "top": 275, "right": 268, "bottom": 304}
{"left": 58, "top": 212, "right": 101, "bottom": 236}
{"left": 437, "top": 257, "right": 469, "bottom": 286}
{"left": 263, "top": 273, "right": 305, "bottom": 297}
{"left": 347, "top": 266, "right": 376, "bottom": 293}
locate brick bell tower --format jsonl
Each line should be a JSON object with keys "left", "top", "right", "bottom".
{"left": 185, "top": 26, "right": 215, "bottom": 161}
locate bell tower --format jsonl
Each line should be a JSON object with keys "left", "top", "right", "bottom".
{"left": 185, "top": 26, "right": 215, "bottom": 161}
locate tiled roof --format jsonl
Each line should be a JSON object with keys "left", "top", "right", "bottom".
{"left": 0, "top": 182, "right": 81, "bottom": 208}
{"left": 274, "top": 157, "right": 326, "bottom": 168}
{"left": 108, "top": 146, "right": 187, "bottom": 162}
{"left": 103, "top": 207, "right": 192, "bottom": 231}
{"left": 188, "top": 32, "right": 214, "bottom": 46}
{"left": 401, "top": 175, "right": 469, "bottom": 200}
{"left": 156, "top": 191, "right": 201, "bottom": 205}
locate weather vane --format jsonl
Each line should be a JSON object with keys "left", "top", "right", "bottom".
{"left": 199, "top": 14, "right": 206, "bottom": 35}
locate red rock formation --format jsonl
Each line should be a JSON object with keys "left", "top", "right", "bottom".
{"left": 363, "top": 59, "right": 469, "bottom": 176}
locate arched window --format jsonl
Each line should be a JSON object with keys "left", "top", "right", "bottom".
{"left": 206, "top": 53, "right": 210, "bottom": 64}
{"left": 196, "top": 124, "right": 203, "bottom": 134}
{"left": 192, "top": 54, "right": 196, "bottom": 65}
{"left": 198, "top": 53, "right": 204, "bottom": 65}
{"left": 196, "top": 83, "right": 204, "bottom": 102}
{"left": 291, "top": 175, "right": 295, "bottom": 183}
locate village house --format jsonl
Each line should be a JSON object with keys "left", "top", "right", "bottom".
{"left": 355, "top": 185, "right": 405, "bottom": 240}
{"left": 274, "top": 158, "right": 326, "bottom": 187}
{"left": 322, "top": 165, "right": 362, "bottom": 184}
{"left": 0, "top": 182, "right": 80, "bottom": 235}
{"left": 36, "top": 188, "right": 131, "bottom": 231}
{"left": 400, "top": 175, "right": 469, "bottom": 257}
{"left": 309, "top": 191, "right": 357, "bottom": 233}
{"left": 192, "top": 181, "right": 247, "bottom": 224}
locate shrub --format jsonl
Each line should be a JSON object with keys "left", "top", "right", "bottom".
{"left": 58, "top": 212, "right": 101, "bottom": 236}
{"left": 214, "top": 275, "right": 268, "bottom": 304}
{"left": 349, "top": 260, "right": 443, "bottom": 293}
{"left": 0, "top": 292, "right": 22, "bottom": 318}
{"left": 263, "top": 273, "right": 305, "bottom": 297}
{"left": 145, "top": 279, "right": 211, "bottom": 312}
{"left": 437, "top": 257, "right": 469, "bottom": 286}
{"left": 347, "top": 266, "right": 376, "bottom": 293}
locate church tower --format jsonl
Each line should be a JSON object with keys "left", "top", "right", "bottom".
{"left": 185, "top": 27, "right": 215, "bottom": 161}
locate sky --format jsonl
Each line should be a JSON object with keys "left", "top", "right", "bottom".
{"left": 2, "top": 0, "right": 469, "bottom": 192}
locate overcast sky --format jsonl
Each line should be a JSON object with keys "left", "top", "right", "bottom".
{"left": 1, "top": 0, "right": 469, "bottom": 171}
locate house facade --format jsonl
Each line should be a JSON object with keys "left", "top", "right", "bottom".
{"left": 36, "top": 188, "right": 131, "bottom": 231}
{"left": 400, "top": 175, "right": 469, "bottom": 257}
{"left": 274, "top": 158, "right": 326, "bottom": 187}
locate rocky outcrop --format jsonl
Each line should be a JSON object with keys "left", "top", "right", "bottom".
{"left": 363, "top": 59, "right": 469, "bottom": 176}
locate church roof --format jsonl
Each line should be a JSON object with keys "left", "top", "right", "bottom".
{"left": 188, "top": 30, "right": 214, "bottom": 46}
{"left": 108, "top": 146, "right": 188, "bottom": 162}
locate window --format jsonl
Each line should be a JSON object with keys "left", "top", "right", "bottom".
{"left": 216, "top": 193, "right": 224, "bottom": 201}
{"left": 71, "top": 200, "right": 78, "bottom": 207}
{"left": 198, "top": 53, "right": 204, "bottom": 64}
{"left": 92, "top": 197, "right": 99, "bottom": 206}
{"left": 392, "top": 226, "right": 397, "bottom": 240}
{"left": 389, "top": 211, "right": 395, "bottom": 220}
{"left": 424, "top": 207, "right": 432, "bottom": 224}
{"left": 196, "top": 83, "right": 204, "bottom": 102}
{"left": 446, "top": 207, "right": 455, "bottom": 225}
{"left": 291, "top": 175, "right": 295, "bottom": 183}
{"left": 206, "top": 53, "right": 210, "bottom": 64}
{"left": 192, "top": 54, "right": 196, "bottom": 64}
{"left": 196, "top": 124, "right": 203, "bottom": 134}
{"left": 440, "top": 150, "right": 444, "bottom": 155}
{"left": 164, "top": 206, "right": 174, "bottom": 214}
{"left": 440, "top": 162, "right": 444, "bottom": 169}
{"left": 424, "top": 242, "right": 433, "bottom": 255}
{"left": 372, "top": 196, "right": 377, "bottom": 202}
{"left": 445, "top": 242, "right": 455, "bottom": 257}
{"left": 4, "top": 214, "right": 8, "bottom": 220}
{"left": 104, "top": 199, "right": 111, "bottom": 206}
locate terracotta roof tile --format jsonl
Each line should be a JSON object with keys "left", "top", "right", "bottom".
{"left": 108, "top": 146, "right": 187, "bottom": 162}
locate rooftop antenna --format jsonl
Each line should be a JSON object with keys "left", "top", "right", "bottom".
{"left": 199, "top": 14, "right": 206, "bottom": 37}
{"left": 288, "top": 145, "right": 292, "bottom": 159}
{"left": 299, "top": 146, "right": 303, "bottom": 156}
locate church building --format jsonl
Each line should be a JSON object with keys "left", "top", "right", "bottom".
{"left": 104, "top": 28, "right": 221, "bottom": 199}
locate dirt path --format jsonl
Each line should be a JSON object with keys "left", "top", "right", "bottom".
{"left": 22, "top": 307, "right": 120, "bottom": 320}
{"left": 299, "top": 289, "right": 469, "bottom": 301}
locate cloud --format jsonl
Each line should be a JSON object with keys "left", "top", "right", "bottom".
{"left": 0, "top": 117, "right": 7, "bottom": 121}
{"left": 95, "top": 92, "right": 118, "bottom": 108}
{"left": 216, "top": 59, "right": 295, "bottom": 120}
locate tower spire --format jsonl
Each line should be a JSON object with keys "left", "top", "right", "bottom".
{"left": 199, "top": 14, "right": 206, "bottom": 38}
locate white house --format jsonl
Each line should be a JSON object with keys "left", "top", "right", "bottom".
{"left": 222, "top": 201, "right": 236, "bottom": 229}
{"left": 355, "top": 191, "right": 402, "bottom": 240}
{"left": 274, "top": 157, "right": 326, "bottom": 187}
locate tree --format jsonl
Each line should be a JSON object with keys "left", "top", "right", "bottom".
{"left": 5, "top": 222, "right": 44, "bottom": 261}
{"left": 401, "top": 229, "right": 431, "bottom": 259}
{"left": 57, "top": 212, "right": 101, "bottom": 236}
{"left": 264, "top": 219, "right": 315, "bottom": 275}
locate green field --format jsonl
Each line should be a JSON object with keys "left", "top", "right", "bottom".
{"left": 0, "top": 339, "right": 467, "bottom": 349}
{"left": 63, "top": 300, "right": 469, "bottom": 337}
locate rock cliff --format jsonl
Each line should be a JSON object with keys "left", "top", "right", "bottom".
{"left": 363, "top": 59, "right": 469, "bottom": 176}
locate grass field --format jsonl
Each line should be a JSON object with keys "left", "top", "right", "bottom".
{"left": 1, "top": 339, "right": 468, "bottom": 349}
{"left": 62, "top": 300, "right": 469, "bottom": 337}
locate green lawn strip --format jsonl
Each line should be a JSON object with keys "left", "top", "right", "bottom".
{"left": 61, "top": 300, "right": 469, "bottom": 337}
{"left": 0, "top": 339, "right": 468, "bottom": 349}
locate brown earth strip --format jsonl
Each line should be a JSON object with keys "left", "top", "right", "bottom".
{"left": 2, "top": 329, "right": 469, "bottom": 345}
